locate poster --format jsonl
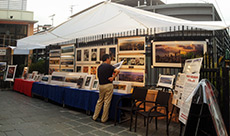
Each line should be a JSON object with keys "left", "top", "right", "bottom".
{"left": 153, "top": 41, "right": 207, "bottom": 67}
{"left": 178, "top": 73, "right": 200, "bottom": 124}
{"left": 5, "top": 65, "right": 17, "bottom": 82}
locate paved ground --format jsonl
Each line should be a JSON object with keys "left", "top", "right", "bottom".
{"left": 0, "top": 89, "right": 180, "bottom": 136}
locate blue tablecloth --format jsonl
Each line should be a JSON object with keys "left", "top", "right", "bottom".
{"left": 64, "top": 87, "right": 95, "bottom": 111}
{"left": 31, "top": 82, "right": 132, "bottom": 120}
{"left": 89, "top": 91, "right": 131, "bottom": 120}
{"left": 47, "top": 85, "right": 65, "bottom": 104}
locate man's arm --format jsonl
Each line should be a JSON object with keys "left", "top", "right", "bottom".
{"left": 108, "top": 69, "right": 120, "bottom": 82}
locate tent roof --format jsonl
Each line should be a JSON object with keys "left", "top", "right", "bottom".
{"left": 17, "top": 1, "right": 229, "bottom": 50}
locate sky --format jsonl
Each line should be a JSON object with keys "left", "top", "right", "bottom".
{"left": 27, "top": 0, "right": 230, "bottom": 27}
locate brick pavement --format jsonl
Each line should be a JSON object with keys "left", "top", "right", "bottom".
{"left": 0, "top": 89, "right": 180, "bottom": 136}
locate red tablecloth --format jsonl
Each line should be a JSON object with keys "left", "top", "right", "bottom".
{"left": 13, "top": 78, "right": 34, "bottom": 97}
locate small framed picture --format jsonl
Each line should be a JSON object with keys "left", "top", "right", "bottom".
{"left": 5, "top": 65, "right": 17, "bottom": 82}
{"left": 32, "top": 71, "right": 38, "bottom": 80}
{"left": 157, "top": 74, "right": 175, "bottom": 89}
{"left": 21, "top": 67, "right": 29, "bottom": 79}
{"left": 83, "top": 75, "right": 95, "bottom": 89}
{"left": 83, "top": 66, "right": 89, "bottom": 73}
{"left": 76, "top": 66, "right": 82, "bottom": 72}
{"left": 91, "top": 79, "right": 99, "bottom": 90}
{"left": 40, "top": 75, "right": 51, "bottom": 84}
{"left": 113, "top": 81, "right": 132, "bottom": 94}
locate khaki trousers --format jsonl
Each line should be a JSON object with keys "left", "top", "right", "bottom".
{"left": 93, "top": 83, "right": 113, "bottom": 122}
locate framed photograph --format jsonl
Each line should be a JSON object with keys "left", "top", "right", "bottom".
{"left": 118, "top": 69, "right": 145, "bottom": 86}
{"left": 49, "top": 66, "right": 60, "bottom": 74}
{"left": 61, "top": 44, "right": 74, "bottom": 54}
{"left": 90, "top": 66, "right": 97, "bottom": 75}
{"left": 50, "top": 72, "right": 67, "bottom": 86}
{"left": 83, "top": 66, "right": 89, "bottom": 73}
{"left": 49, "top": 59, "right": 60, "bottom": 65}
{"left": 118, "top": 37, "right": 145, "bottom": 54}
{"left": 83, "top": 75, "right": 96, "bottom": 89}
{"left": 76, "top": 49, "right": 82, "bottom": 62}
{"left": 49, "top": 49, "right": 61, "bottom": 58}
{"left": 76, "top": 66, "right": 82, "bottom": 72}
{"left": 21, "top": 66, "right": 29, "bottom": 79}
{"left": 5, "top": 65, "right": 17, "bottom": 82}
{"left": 91, "top": 48, "right": 98, "bottom": 62}
{"left": 32, "top": 71, "right": 38, "bottom": 80}
{"left": 157, "top": 74, "right": 175, "bottom": 89}
{"left": 91, "top": 79, "right": 99, "bottom": 90}
{"left": 113, "top": 81, "right": 132, "bottom": 94}
{"left": 83, "top": 49, "right": 89, "bottom": 61}
{"left": 118, "top": 54, "right": 145, "bottom": 69}
{"left": 61, "top": 59, "right": 74, "bottom": 65}
{"left": 99, "top": 48, "right": 106, "bottom": 61}
{"left": 40, "top": 75, "right": 51, "bottom": 84}
{"left": 64, "top": 75, "right": 81, "bottom": 88}
{"left": 153, "top": 41, "right": 207, "bottom": 67}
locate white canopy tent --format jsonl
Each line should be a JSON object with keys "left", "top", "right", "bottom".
{"left": 16, "top": 1, "right": 229, "bottom": 51}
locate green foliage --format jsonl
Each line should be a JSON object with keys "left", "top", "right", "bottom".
{"left": 29, "top": 59, "right": 45, "bottom": 74}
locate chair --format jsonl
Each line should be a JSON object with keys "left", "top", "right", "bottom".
{"left": 114, "top": 87, "right": 148, "bottom": 131}
{"left": 134, "top": 90, "right": 171, "bottom": 136}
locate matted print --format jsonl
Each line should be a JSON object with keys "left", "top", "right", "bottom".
{"left": 83, "top": 66, "right": 89, "bottom": 73}
{"left": 153, "top": 41, "right": 207, "bottom": 67}
{"left": 83, "top": 49, "right": 89, "bottom": 61}
{"left": 118, "top": 70, "right": 145, "bottom": 86}
{"left": 21, "top": 67, "right": 29, "bottom": 79}
{"left": 5, "top": 65, "right": 17, "bottom": 82}
{"left": 91, "top": 48, "right": 98, "bottom": 61}
{"left": 50, "top": 49, "right": 61, "bottom": 58}
{"left": 83, "top": 75, "right": 95, "bottom": 89}
{"left": 61, "top": 59, "right": 74, "bottom": 65}
{"left": 61, "top": 69, "right": 74, "bottom": 72}
{"left": 76, "top": 66, "right": 82, "bottom": 72}
{"left": 91, "top": 80, "right": 99, "bottom": 90}
{"left": 32, "top": 71, "right": 38, "bottom": 80}
{"left": 90, "top": 66, "right": 97, "bottom": 75}
{"left": 41, "top": 75, "right": 51, "bottom": 84}
{"left": 99, "top": 48, "right": 106, "bottom": 61}
{"left": 49, "top": 59, "right": 60, "bottom": 65}
{"left": 76, "top": 49, "right": 82, "bottom": 62}
{"left": 61, "top": 45, "right": 74, "bottom": 54}
{"left": 113, "top": 81, "right": 132, "bottom": 94}
{"left": 49, "top": 66, "right": 60, "bottom": 74}
{"left": 118, "top": 37, "right": 145, "bottom": 53}
{"left": 118, "top": 55, "right": 145, "bottom": 69}
{"left": 109, "top": 47, "right": 116, "bottom": 61}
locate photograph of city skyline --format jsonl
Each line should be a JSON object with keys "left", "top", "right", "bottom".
{"left": 154, "top": 41, "right": 206, "bottom": 66}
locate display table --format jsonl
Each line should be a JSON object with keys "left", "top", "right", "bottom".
{"left": 13, "top": 78, "right": 34, "bottom": 97}
{"left": 31, "top": 82, "right": 131, "bottom": 120}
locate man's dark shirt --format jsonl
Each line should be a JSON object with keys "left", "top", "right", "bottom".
{"left": 97, "top": 63, "right": 115, "bottom": 85}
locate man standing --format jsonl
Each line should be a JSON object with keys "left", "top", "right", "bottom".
{"left": 92, "top": 54, "right": 120, "bottom": 123}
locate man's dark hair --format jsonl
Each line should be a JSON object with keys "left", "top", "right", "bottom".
{"left": 102, "top": 54, "right": 110, "bottom": 62}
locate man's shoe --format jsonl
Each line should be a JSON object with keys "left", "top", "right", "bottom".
{"left": 91, "top": 117, "right": 100, "bottom": 122}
